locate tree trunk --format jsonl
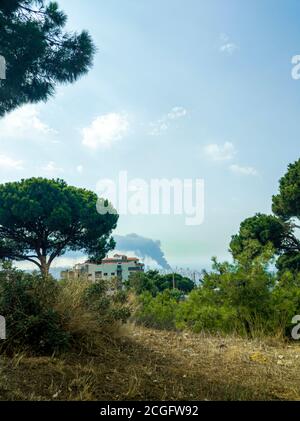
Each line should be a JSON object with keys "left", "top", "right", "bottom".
{"left": 40, "top": 256, "right": 49, "bottom": 278}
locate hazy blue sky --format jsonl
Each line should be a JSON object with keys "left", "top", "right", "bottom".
{"left": 1, "top": 0, "right": 300, "bottom": 270}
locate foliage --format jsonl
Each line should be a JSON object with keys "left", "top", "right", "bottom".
{"left": 133, "top": 243, "right": 285, "bottom": 337}
{"left": 176, "top": 290, "right": 238, "bottom": 334}
{"left": 230, "top": 159, "right": 300, "bottom": 273}
{"left": 127, "top": 270, "right": 195, "bottom": 297}
{"left": 272, "top": 159, "right": 300, "bottom": 221}
{"left": 83, "top": 280, "right": 131, "bottom": 325}
{"left": 270, "top": 271, "right": 300, "bottom": 336}
{"left": 135, "top": 289, "right": 181, "bottom": 330}
{"left": 127, "top": 271, "right": 159, "bottom": 296}
{"left": 0, "top": 178, "right": 118, "bottom": 276}
{"left": 133, "top": 239, "right": 300, "bottom": 339}
{"left": 0, "top": 0, "right": 95, "bottom": 116}
{"left": 177, "top": 245, "right": 276, "bottom": 336}
{"left": 0, "top": 267, "right": 70, "bottom": 354}
{"left": 230, "top": 214, "right": 285, "bottom": 259}
{"left": 0, "top": 264, "right": 131, "bottom": 355}
{"left": 54, "top": 276, "right": 130, "bottom": 346}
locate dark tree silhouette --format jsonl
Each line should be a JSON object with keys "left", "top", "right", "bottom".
{"left": 0, "top": 0, "right": 95, "bottom": 116}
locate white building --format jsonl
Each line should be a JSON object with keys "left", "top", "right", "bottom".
{"left": 61, "top": 254, "right": 144, "bottom": 283}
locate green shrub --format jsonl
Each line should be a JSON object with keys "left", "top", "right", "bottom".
{"left": 270, "top": 271, "right": 300, "bottom": 337}
{"left": 0, "top": 268, "right": 70, "bottom": 354}
{"left": 133, "top": 244, "right": 285, "bottom": 338}
{"left": 128, "top": 270, "right": 195, "bottom": 297}
{"left": 176, "top": 288, "right": 239, "bottom": 334}
{"left": 84, "top": 280, "right": 131, "bottom": 325}
{"left": 135, "top": 289, "right": 181, "bottom": 330}
{"left": 0, "top": 267, "right": 131, "bottom": 355}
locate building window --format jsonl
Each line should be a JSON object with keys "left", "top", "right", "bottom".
{"left": 111, "top": 272, "right": 115, "bottom": 276}
{"left": 95, "top": 271, "right": 102, "bottom": 279}
{"left": 104, "top": 273, "right": 108, "bottom": 276}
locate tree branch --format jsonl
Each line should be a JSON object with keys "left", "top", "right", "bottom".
{"left": 6, "top": 253, "right": 42, "bottom": 269}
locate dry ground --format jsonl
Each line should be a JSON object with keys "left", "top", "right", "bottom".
{"left": 0, "top": 324, "right": 300, "bottom": 401}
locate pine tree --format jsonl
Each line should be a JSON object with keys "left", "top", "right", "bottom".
{"left": 0, "top": 0, "right": 95, "bottom": 116}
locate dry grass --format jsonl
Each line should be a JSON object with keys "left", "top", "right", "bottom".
{"left": 54, "top": 278, "right": 100, "bottom": 336}
{"left": 0, "top": 324, "right": 300, "bottom": 401}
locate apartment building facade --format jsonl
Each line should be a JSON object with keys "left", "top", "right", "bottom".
{"left": 61, "top": 254, "right": 144, "bottom": 283}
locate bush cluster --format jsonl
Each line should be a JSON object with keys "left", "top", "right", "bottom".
{"left": 0, "top": 265, "right": 130, "bottom": 355}
{"left": 131, "top": 246, "right": 300, "bottom": 338}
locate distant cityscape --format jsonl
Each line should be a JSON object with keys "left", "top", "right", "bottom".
{"left": 60, "top": 253, "right": 203, "bottom": 284}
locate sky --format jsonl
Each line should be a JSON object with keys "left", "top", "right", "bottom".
{"left": 1, "top": 0, "right": 300, "bottom": 272}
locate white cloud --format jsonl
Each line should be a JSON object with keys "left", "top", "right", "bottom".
{"left": 229, "top": 164, "right": 258, "bottom": 176}
{"left": 0, "top": 104, "right": 55, "bottom": 139}
{"left": 82, "top": 112, "right": 129, "bottom": 149}
{"left": 41, "top": 161, "right": 64, "bottom": 175}
{"left": 219, "top": 34, "right": 238, "bottom": 55}
{"left": 220, "top": 43, "right": 238, "bottom": 55}
{"left": 0, "top": 154, "right": 23, "bottom": 170}
{"left": 167, "top": 106, "right": 187, "bottom": 120}
{"left": 76, "top": 165, "right": 83, "bottom": 174}
{"left": 149, "top": 106, "right": 187, "bottom": 136}
{"left": 204, "top": 142, "right": 236, "bottom": 161}
{"left": 149, "top": 120, "right": 169, "bottom": 136}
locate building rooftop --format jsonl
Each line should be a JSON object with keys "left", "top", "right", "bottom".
{"left": 101, "top": 254, "right": 139, "bottom": 264}
{"left": 83, "top": 254, "right": 143, "bottom": 265}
